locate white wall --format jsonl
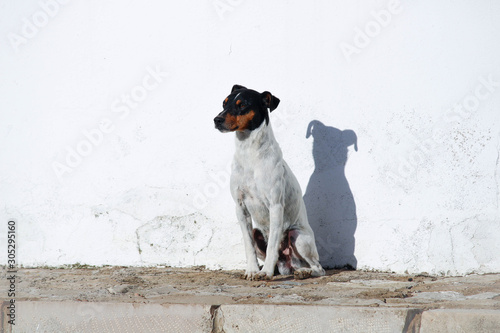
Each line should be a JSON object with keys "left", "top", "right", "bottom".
{"left": 1, "top": 0, "right": 499, "bottom": 275}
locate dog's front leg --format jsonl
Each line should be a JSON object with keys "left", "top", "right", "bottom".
{"left": 256, "top": 203, "right": 284, "bottom": 280}
{"left": 254, "top": 166, "right": 286, "bottom": 280}
{"left": 235, "top": 204, "right": 260, "bottom": 280}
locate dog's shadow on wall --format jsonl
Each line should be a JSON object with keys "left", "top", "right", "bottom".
{"left": 303, "top": 120, "right": 358, "bottom": 269}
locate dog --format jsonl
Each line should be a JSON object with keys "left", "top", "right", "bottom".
{"left": 214, "top": 85, "right": 325, "bottom": 280}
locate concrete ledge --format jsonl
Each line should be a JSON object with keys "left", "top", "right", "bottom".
{"left": 4, "top": 301, "right": 500, "bottom": 332}
{"left": 5, "top": 302, "right": 212, "bottom": 333}
{"left": 420, "top": 309, "right": 500, "bottom": 333}
{"left": 213, "top": 305, "right": 422, "bottom": 333}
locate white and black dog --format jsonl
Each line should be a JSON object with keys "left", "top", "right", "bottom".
{"left": 214, "top": 85, "right": 325, "bottom": 280}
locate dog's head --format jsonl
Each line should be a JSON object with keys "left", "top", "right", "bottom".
{"left": 214, "top": 85, "right": 280, "bottom": 133}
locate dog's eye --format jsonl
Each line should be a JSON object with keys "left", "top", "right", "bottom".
{"left": 240, "top": 104, "right": 246, "bottom": 109}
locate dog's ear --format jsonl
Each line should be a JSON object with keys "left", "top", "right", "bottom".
{"left": 231, "top": 84, "right": 247, "bottom": 93}
{"left": 261, "top": 91, "right": 280, "bottom": 112}
{"left": 341, "top": 129, "right": 358, "bottom": 152}
{"left": 306, "top": 120, "right": 323, "bottom": 138}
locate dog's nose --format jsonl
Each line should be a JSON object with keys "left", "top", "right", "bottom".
{"left": 214, "top": 116, "right": 224, "bottom": 126}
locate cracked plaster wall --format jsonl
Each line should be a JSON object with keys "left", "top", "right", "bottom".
{"left": 1, "top": 1, "right": 500, "bottom": 275}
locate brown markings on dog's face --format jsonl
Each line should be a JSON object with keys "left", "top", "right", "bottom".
{"left": 224, "top": 110, "right": 255, "bottom": 131}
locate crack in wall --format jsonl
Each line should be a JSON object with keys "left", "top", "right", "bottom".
{"left": 449, "top": 225, "right": 456, "bottom": 272}
{"left": 135, "top": 227, "right": 143, "bottom": 257}
{"left": 193, "top": 229, "right": 215, "bottom": 265}
{"left": 110, "top": 208, "right": 148, "bottom": 262}
{"left": 450, "top": 215, "right": 481, "bottom": 275}
{"left": 134, "top": 213, "right": 215, "bottom": 267}
{"left": 495, "top": 136, "right": 500, "bottom": 209}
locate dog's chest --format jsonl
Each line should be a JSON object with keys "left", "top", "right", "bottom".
{"left": 232, "top": 165, "right": 273, "bottom": 224}
{"left": 234, "top": 166, "right": 270, "bottom": 205}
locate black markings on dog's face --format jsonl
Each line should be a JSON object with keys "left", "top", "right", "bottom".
{"left": 214, "top": 85, "right": 280, "bottom": 133}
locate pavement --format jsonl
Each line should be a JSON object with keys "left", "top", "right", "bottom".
{"left": 1, "top": 266, "right": 499, "bottom": 332}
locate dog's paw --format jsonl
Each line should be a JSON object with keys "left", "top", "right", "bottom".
{"left": 253, "top": 271, "right": 273, "bottom": 281}
{"left": 294, "top": 268, "right": 312, "bottom": 280}
{"left": 243, "top": 270, "right": 259, "bottom": 280}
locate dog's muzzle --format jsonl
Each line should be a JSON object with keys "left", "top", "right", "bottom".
{"left": 214, "top": 115, "right": 228, "bottom": 132}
